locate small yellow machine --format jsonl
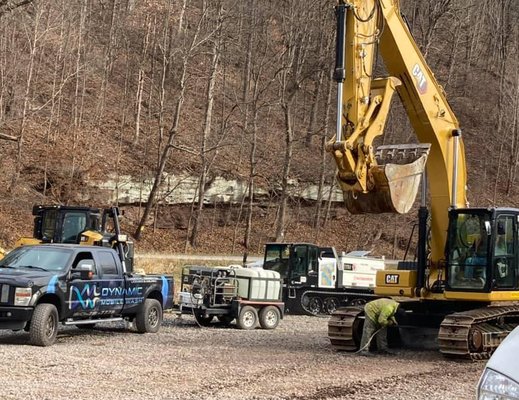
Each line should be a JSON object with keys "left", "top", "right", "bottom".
{"left": 10, "top": 205, "right": 134, "bottom": 272}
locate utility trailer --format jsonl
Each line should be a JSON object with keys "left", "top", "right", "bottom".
{"left": 262, "top": 243, "right": 386, "bottom": 315}
{"left": 178, "top": 265, "right": 284, "bottom": 330}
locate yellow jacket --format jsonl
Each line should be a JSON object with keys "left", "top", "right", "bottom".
{"left": 365, "top": 298, "right": 399, "bottom": 327}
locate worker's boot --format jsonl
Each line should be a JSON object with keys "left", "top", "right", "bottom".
{"left": 378, "top": 348, "right": 397, "bottom": 356}
{"left": 358, "top": 350, "right": 375, "bottom": 357}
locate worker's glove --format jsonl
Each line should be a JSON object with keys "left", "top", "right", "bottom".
{"left": 388, "top": 317, "right": 397, "bottom": 326}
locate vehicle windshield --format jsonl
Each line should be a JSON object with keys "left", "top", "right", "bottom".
{"left": 448, "top": 212, "right": 490, "bottom": 290}
{"left": 263, "top": 244, "right": 290, "bottom": 277}
{"left": 0, "top": 246, "right": 72, "bottom": 272}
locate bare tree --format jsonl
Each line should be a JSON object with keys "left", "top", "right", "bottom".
{"left": 188, "top": 1, "right": 224, "bottom": 248}
{"left": 135, "top": 2, "right": 210, "bottom": 240}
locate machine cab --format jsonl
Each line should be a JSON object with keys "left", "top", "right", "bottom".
{"left": 32, "top": 205, "right": 102, "bottom": 244}
{"left": 263, "top": 243, "right": 320, "bottom": 284}
{"left": 446, "top": 208, "right": 519, "bottom": 293}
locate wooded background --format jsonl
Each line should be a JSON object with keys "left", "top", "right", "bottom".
{"left": 0, "top": 0, "right": 518, "bottom": 258}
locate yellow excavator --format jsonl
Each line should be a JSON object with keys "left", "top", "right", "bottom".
{"left": 327, "top": 0, "right": 519, "bottom": 359}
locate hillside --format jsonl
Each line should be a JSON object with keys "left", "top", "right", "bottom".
{"left": 0, "top": 0, "right": 518, "bottom": 259}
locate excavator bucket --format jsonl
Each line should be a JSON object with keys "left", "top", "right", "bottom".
{"left": 344, "top": 144, "right": 431, "bottom": 214}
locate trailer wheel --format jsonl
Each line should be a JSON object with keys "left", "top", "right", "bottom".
{"left": 324, "top": 297, "right": 340, "bottom": 314}
{"left": 237, "top": 306, "right": 258, "bottom": 330}
{"left": 29, "top": 303, "right": 59, "bottom": 346}
{"left": 259, "top": 306, "right": 280, "bottom": 330}
{"left": 135, "top": 298, "right": 163, "bottom": 333}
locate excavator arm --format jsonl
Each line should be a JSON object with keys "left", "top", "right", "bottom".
{"left": 327, "top": 0, "right": 468, "bottom": 262}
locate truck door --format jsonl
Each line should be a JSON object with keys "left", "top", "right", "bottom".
{"left": 94, "top": 250, "right": 125, "bottom": 315}
{"left": 67, "top": 251, "right": 101, "bottom": 317}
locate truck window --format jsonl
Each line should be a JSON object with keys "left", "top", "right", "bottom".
{"left": 98, "top": 251, "right": 119, "bottom": 277}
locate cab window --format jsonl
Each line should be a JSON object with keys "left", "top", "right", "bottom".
{"left": 62, "top": 212, "right": 87, "bottom": 243}
{"left": 492, "top": 216, "right": 516, "bottom": 289}
{"left": 41, "top": 210, "right": 57, "bottom": 241}
{"left": 97, "top": 251, "right": 119, "bottom": 277}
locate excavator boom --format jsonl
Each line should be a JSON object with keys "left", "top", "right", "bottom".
{"left": 328, "top": 0, "right": 468, "bottom": 262}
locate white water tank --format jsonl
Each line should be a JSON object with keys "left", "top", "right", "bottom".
{"left": 234, "top": 268, "right": 281, "bottom": 301}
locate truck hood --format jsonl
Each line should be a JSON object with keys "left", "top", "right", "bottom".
{"left": 0, "top": 268, "right": 55, "bottom": 287}
{"left": 486, "top": 325, "right": 519, "bottom": 381}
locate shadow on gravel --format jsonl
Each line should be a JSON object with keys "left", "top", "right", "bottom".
{"left": 0, "top": 325, "right": 134, "bottom": 346}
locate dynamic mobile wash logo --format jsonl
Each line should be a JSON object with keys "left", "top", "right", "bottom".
{"left": 69, "top": 284, "right": 144, "bottom": 310}
{"left": 69, "top": 284, "right": 100, "bottom": 310}
{"left": 412, "top": 63, "right": 428, "bottom": 95}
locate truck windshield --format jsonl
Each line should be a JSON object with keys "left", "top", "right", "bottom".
{"left": 448, "top": 212, "right": 490, "bottom": 290}
{"left": 0, "top": 247, "right": 72, "bottom": 272}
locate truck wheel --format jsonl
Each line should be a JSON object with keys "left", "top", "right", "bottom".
{"left": 349, "top": 298, "right": 367, "bottom": 306}
{"left": 306, "top": 297, "right": 322, "bottom": 315}
{"left": 259, "top": 306, "right": 280, "bottom": 330}
{"left": 236, "top": 306, "right": 258, "bottom": 330}
{"left": 29, "top": 303, "right": 59, "bottom": 346}
{"left": 324, "top": 297, "right": 340, "bottom": 314}
{"left": 135, "top": 298, "right": 163, "bottom": 333}
{"left": 195, "top": 314, "right": 214, "bottom": 326}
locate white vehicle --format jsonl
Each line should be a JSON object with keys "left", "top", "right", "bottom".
{"left": 262, "top": 242, "right": 385, "bottom": 315}
{"left": 477, "top": 325, "right": 519, "bottom": 399}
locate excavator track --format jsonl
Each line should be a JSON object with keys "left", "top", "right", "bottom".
{"left": 438, "top": 305, "right": 519, "bottom": 360}
{"left": 327, "top": 307, "right": 364, "bottom": 351}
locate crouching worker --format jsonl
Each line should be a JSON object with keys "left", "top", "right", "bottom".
{"left": 358, "top": 298, "right": 401, "bottom": 356}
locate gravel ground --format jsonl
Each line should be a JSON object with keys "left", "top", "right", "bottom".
{"left": 0, "top": 313, "right": 485, "bottom": 400}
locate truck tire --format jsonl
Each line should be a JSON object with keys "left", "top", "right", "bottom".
{"left": 135, "top": 298, "right": 163, "bottom": 334}
{"left": 259, "top": 306, "right": 280, "bottom": 330}
{"left": 29, "top": 303, "right": 59, "bottom": 346}
{"left": 236, "top": 306, "right": 258, "bottom": 330}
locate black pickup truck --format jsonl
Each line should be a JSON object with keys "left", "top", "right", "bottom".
{"left": 0, "top": 244, "right": 174, "bottom": 346}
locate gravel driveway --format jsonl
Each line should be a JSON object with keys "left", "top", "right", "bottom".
{"left": 0, "top": 313, "right": 484, "bottom": 400}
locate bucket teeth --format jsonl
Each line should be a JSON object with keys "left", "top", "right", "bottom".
{"left": 375, "top": 144, "right": 431, "bottom": 164}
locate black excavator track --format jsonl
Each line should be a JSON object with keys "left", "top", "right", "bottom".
{"left": 327, "top": 307, "right": 364, "bottom": 351}
{"left": 438, "top": 305, "right": 519, "bottom": 360}
{"left": 328, "top": 304, "right": 519, "bottom": 359}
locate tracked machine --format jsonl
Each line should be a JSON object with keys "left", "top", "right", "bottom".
{"left": 326, "top": 0, "right": 519, "bottom": 359}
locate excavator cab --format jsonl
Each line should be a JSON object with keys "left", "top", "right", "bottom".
{"left": 446, "top": 208, "right": 519, "bottom": 293}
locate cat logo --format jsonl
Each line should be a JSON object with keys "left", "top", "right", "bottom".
{"left": 385, "top": 274, "right": 400, "bottom": 285}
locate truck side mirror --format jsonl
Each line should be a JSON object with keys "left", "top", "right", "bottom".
{"left": 72, "top": 260, "right": 95, "bottom": 280}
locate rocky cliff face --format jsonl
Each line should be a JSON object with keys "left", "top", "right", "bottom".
{"left": 92, "top": 173, "right": 344, "bottom": 205}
